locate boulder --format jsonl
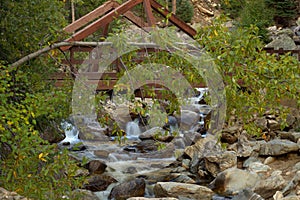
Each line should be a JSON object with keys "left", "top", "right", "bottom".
{"left": 204, "top": 147, "right": 237, "bottom": 177}
{"left": 259, "top": 139, "right": 299, "bottom": 156}
{"left": 220, "top": 126, "right": 241, "bottom": 144}
{"left": 109, "top": 178, "right": 146, "bottom": 200}
{"left": 265, "top": 34, "right": 297, "bottom": 50}
{"left": 232, "top": 189, "right": 264, "bottom": 200}
{"left": 209, "top": 168, "right": 260, "bottom": 196}
{"left": 139, "top": 127, "right": 167, "bottom": 141}
{"left": 176, "top": 110, "right": 200, "bottom": 131}
{"left": 278, "top": 131, "right": 300, "bottom": 143}
{"left": 154, "top": 182, "right": 214, "bottom": 200}
{"left": 84, "top": 174, "right": 117, "bottom": 192}
{"left": 85, "top": 160, "right": 107, "bottom": 175}
{"left": 254, "top": 170, "right": 286, "bottom": 199}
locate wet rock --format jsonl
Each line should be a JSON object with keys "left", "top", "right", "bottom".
{"left": 136, "top": 140, "right": 158, "bottom": 153}
{"left": 85, "top": 160, "right": 107, "bottom": 174}
{"left": 93, "top": 150, "right": 110, "bottom": 159}
{"left": 138, "top": 168, "right": 174, "bottom": 184}
{"left": 209, "top": 168, "right": 259, "bottom": 195}
{"left": 35, "top": 116, "right": 65, "bottom": 143}
{"left": 84, "top": 174, "right": 117, "bottom": 192}
{"left": 176, "top": 110, "right": 200, "bottom": 131}
{"left": 154, "top": 182, "right": 213, "bottom": 200}
{"left": 259, "top": 139, "right": 299, "bottom": 156}
{"left": 139, "top": 127, "right": 165, "bottom": 141}
{"left": 109, "top": 178, "right": 145, "bottom": 200}
{"left": 254, "top": 170, "right": 286, "bottom": 199}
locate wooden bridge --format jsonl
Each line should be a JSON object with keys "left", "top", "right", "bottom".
{"left": 51, "top": 0, "right": 300, "bottom": 98}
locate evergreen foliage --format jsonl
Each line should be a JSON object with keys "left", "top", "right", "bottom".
{"left": 175, "top": 0, "right": 194, "bottom": 23}
{"left": 265, "top": 0, "right": 298, "bottom": 27}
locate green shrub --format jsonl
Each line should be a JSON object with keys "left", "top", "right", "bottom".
{"left": 238, "top": 0, "right": 274, "bottom": 43}
{"left": 0, "top": 63, "right": 86, "bottom": 199}
{"left": 175, "top": 0, "right": 194, "bottom": 23}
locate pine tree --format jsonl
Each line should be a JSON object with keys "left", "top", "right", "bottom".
{"left": 265, "top": 0, "right": 297, "bottom": 27}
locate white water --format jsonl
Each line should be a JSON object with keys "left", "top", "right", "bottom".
{"left": 125, "top": 118, "right": 141, "bottom": 139}
{"left": 59, "top": 121, "right": 81, "bottom": 145}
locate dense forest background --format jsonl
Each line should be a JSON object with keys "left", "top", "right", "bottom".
{"left": 0, "top": 0, "right": 299, "bottom": 199}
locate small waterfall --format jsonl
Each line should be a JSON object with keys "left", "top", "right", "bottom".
{"left": 59, "top": 120, "right": 80, "bottom": 145}
{"left": 125, "top": 118, "right": 141, "bottom": 139}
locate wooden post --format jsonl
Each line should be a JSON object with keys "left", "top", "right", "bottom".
{"left": 143, "top": 0, "right": 156, "bottom": 26}
{"left": 172, "top": 0, "right": 176, "bottom": 14}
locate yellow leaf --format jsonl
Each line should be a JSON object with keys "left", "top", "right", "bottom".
{"left": 27, "top": 174, "right": 32, "bottom": 178}
{"left": 38, "top": 153, "right": 43, "bottom": 159}
{"left": 165, "top": 117, "right": 168, "bottom": 124}
{"left": 13, "top": 171, "right": 17, "bottom": 178}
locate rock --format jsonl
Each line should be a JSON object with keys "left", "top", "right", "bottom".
{"left": 221, "top": 126, "right": 241, "bottom": 144}
{"left": 176, "top": 110, "right": 200, "bottom": 131}
{"left": 154, "top": 182, "right": 213, "bottom": 200}
{"left": 232, "top": 188, "right": 264, "bottom": 200}
{"left": 278, "top": 131, "right": 300, "bottom": 143}
{"left": 265, "top": 34, "right": 297, "bottom": 50}
{"left": 84, "top": 174, "right": 117, "bottom": 192}
{"left": 254, "top": 170, "right": 286, "bottom": 199}
{"left": 264, "top": 156, "right": 276, "bottom": 165}
{"left": 184, "top": 134, "right": 214, "bottom": 161}
{"left": 136, "top": 140, "right": 158, "bottom": 152}
{"left": 139, "top": 127, "right": 165, "bottom": 141}
{"left": 127, "top": 198, "right": 178, "bottom": 200}
{"left": 255, "top": 117, "right": 268, "bottom": 131}
{"left": 209, "top": 168, "right": 260, "bottom": 196}
{"left": 248, "top": 162, "right": 271, "bottom": 175}
{"left": 109, "top": 178, "right": 145, "bottom": 200}
{"left": 85, "top": 160, "right": 107, "bottom": 174}
{"left": 204, "top": 148, "right": 237, "bottom": 177}
{"left": 282, "top": 171, "right": 300, "bottom": 196}
{"left": 259, "top": 139, "right": 299, "bottom": 156}
{"left": 0, "top": 187, "right": 29, "bottom": 200}
{"left": 70, "top": 189, "right": 99, "bottom": 200}
{"left": 268, "top": 119, "right": 281, "bottom": 130}
{"left": 235, "top": 133, "right": 260, "bottom": 157}
{"left": 138, "top": 168, "right": 174, "bottom": 184}
{"left": 182, "top": 131, "right": 203, "bottom": 146}
{"left": 93, "top": 150, "right": 110, "bottom": 159}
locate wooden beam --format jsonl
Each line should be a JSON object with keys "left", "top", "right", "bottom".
{"left": 143, "top": 0, "right": 156, "bottom": 26}
{"left": 150, "top": 0, "right": 197, "bottom": 38}
{"left": 112, "top": 2, "right": 149, "bottom": 30}
{"left": 67, "top": 0, "right": 143, "bottom": 42}
{"left": 63, "top": 1, "right": 115, "bottom": 33}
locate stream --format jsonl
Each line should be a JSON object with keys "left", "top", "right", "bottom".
{"left": 59, "top": 88, "right": 210, "bottom": 199}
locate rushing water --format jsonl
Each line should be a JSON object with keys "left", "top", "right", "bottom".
{"left": 59, "top": 88, "right": 211, "bottom": 199}
{"left": 125, "top": 118, "right": 141, "bottom": 139}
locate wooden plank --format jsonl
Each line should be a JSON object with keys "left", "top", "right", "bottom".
{"left": 51, "top": 72, "right": 119, "bottom": 80}
{"left": 150, "top": 0, "right": 197, "bottom": 38}
{"left": 65, "top": 0, "right": 143, "bottom": 44}
{"left": 143, "top": 0, "right": 156, "bottom": 26}
{"left": 63, "top": 1, "right": 115, "bottom": 33}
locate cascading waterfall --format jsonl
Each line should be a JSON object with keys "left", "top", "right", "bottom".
{"left": 59, "top": 120, "right": 81, "bottom": 145}
{"left": 125, "top": 118, "right": 141, "bottom": 139}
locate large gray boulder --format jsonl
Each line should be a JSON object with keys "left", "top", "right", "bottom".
{"left": 154, "top": 182, "right": 214, "bottom": 200}
{"left": 209, "top": 168, "right": 260, "bottom": 196}
{"left": 259, "top": 139, "right": 299, "bottom": 156}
